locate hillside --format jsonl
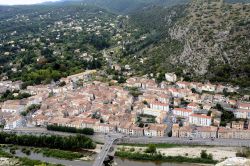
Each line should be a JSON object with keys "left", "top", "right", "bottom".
{"left": 119, "top": 0, "right": 250, "bottom": 87}
{"left": 0, "top": 3, "right": 124, "bottom": 86}
{"left": 169, "top": 0, "right": 250, "bottom": 86}
{"left": 0, "top": 0, "right": 249, "bottom": 88}
{"left": 61, "top": 0, "right": 190, "bottom": 13}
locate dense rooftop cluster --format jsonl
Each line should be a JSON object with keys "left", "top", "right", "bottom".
{"left": 0, "top": 71, "right": 250, "bottom": 139}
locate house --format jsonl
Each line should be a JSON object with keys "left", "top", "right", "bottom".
{"left": 173, "top": 108, "right": 193, "bottom": 118}
{"left": 1, "top": 100, "right": 25, "bottom": 113}
{"left": 32, "top": 114, "right": 49, "bottom": 126}
{"left": 157, "top": 94, "right": 170, "bottom": 104}
{"left": 178, "top": 126, "right": 193, "bottom": 138}
{"left": 48, "top": 117, "right": 71, "bottom": 127}
{"left": 141, "top": 79, "right": 157, "bottom": 90}
{"left": 213, "top": 94, "right": 227, "bottom": 103}
{"left": 189, "top": 114, "right": 212, "bottom": 126}
{"left": 150, "top": 101, "right": 169, "bottom": 112}
{"left": 194, "top": 126, "right": 217, "bottom": 138}
{"left": 4, "top": 115, "right": 26, "bottom": 130}
{"left": 227, "top": 100, "right": 237, "bottom": 107}
{"left": 125, "top": 77, "right": 142, "bottom": 88}
{"left": 67, "top": 70, "right": 96, "bottom": 83}
{"left": 172, "top": 124, "right": 180, "bottom": 137}
{"left": 216, "top": 84, "right": 226, "bottom": 93}
{"left": 94, "top": 123, "right": 116, "bottom": 133}
{"left": 176, "top": 81, "right": 190, "bottom": 89}
{"left": 202, "top": 83, "right": 216, "bottom": 92}
{"left": 26, "top": 85, "right": 51, "bottom": 95}
{"left": 144, "top": 124, "right": 167, "bottom": 137}
{"left": 231, "top": 121, "right": 245, "bottom": 130}
{"left": 179, "top": 89, "right": 192, "bottom": 98}
{"left": 203, "top": 104, "right": 212, "bottom": 111}
{"left": 238, "top": 102, "right": 250, "bottom": 110}
{"left": 130, "top": 125, "right": 144, "bottom": 137}
{"left": 26, "top": 95, "right": 43, "bottom": 107}
{"left": 117, "top": 122, "right": 132, "bottom": 135}
{"left": 165, "top": 73, "right": 177, "bottom": 82}
{"left": 142, "top": 108, "right": 165, "bottom": 118}
{"left": 218, "top": 127, "right": 250, "bottom": 139}
{"left": 184, "top": 94, "right": 200, "bottom": 103}
{"left": 168, "top": 88, "right": 182, "bottom": 98}
{"left": 213, "top": 118, "right": 221, "bottom": 127}
{"left": 187, "top": 102, "right": 200, "bottom": 111}
{"left": 174, "top": 98, "right": 181, "bottom": 107}
{"left": 233, "top": 109, "right": 250, "bottom": 119}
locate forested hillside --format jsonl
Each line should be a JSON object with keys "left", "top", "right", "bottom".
{"left": 116, "top": 0, "right": 250, "bottom": 87}
{"left": 61, "top": 0, "right": 189, "bottom": 13}
{"left": 0, "top": 3, "right": 121, "bottom": 86}
{"left": 0, "top": 0, "right": 249, "bottom": 88}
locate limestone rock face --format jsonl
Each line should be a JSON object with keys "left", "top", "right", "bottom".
{"left": 170, "top": 0, "right": 250, "bottom": 77}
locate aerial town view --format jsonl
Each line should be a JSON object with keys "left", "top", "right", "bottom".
{"left": 0, "top": 0, "right": 250, "bottom": 166}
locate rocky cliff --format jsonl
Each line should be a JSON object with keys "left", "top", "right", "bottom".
{"left": 170, "top": 0, "right": 250, "bottom": 85}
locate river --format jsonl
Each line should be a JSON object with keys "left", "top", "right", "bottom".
{"left": 114, "top": 158, "right": 206, "bottom": 166}
{"left": 4, "top": 148, "right": 205, "bottom": 166}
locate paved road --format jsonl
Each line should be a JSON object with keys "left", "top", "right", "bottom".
{"left": 5, "top": 128, "right": 250, "bottom": 148}
{"left": 124, "top": 136, "right": 250, "bottom": 147}
{"left": 164, "top": 109, "right": 173, "bottom": 134}
{"left": 92, "top": 133, "right": 123, "bottom": 166}
{"left": 92, "top": 137, "right": 115, "bottom": 166}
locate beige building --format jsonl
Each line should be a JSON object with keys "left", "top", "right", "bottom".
{"left": 194, "top": 126, "right": 217, "bottom": 138}
{"left": 218, "top": 127, "right": 250, "bottom": 139}
{"left": 231, "top": 121, "right": 245, "bottom": 130}
{"left": 172, "top": 124, "right": 180, "bottom": 137}
{"left": 144, "top": 124, "right": 167, "bottom": 137}
{"left": 178, "top": 126, "right": 193, "bottom": 138}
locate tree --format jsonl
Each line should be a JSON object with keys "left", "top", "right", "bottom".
{"left": 138, "top": 122, "right": 144, "bottom": 128}
{"left": 200, "top": 150, "right": 208, "bottom": 159}
{"left": 191, "top": 88, "right": 197, "bottom": 93}
{"left": 47, "top": 125, "right": 94, "bottom": 135}
{"left": 145, "top": 144, "right": 156, "bottom": 154}
{"left": 168, "top": 131, "right": 172, "bottom": 137}
{"left": 207, "top": 110, "right": 212, "bottom": 116}
{"left": 143, "top": 100, "right": 148, "bottom": 105}
{"left": 20, "top": 111, "right": 28, "bottom": 117}
{"left": 200, "top": 150, "right": 213, "bottom": 160}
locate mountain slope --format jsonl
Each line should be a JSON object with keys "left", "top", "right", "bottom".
{"left": 170, "top": 0, "right": 250, "bottom": 86}
{"left": 61, "top": 0, "right": 190, "bottom": 13}
{"left": 0, "top": 3, "right": 120, "bottom": 85}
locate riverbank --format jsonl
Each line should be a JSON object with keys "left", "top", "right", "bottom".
{"left": 115, "top": 144, "right": 243, "bottom": 161}
{"left": 0, "top": 145, "right": 94, "bottom": 166}
{"left": 115, "top": 151, "right": 217, "bottom": 164}
{"left": 0, "top": 149, "right": 62, "bottom": 166}
{"left": 1, "top": 144, "right": 95, "bottom": 161}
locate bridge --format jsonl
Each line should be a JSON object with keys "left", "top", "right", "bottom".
{"left": 92, "top": 133, "right": 123, "bottom": 166}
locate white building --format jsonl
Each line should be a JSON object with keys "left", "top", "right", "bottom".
{"left": 4, "top": 116, "right": 26, "bottom": 130}
{"left": 173, "top": 108, "right": 193, "bottom": 118}
{"left": 150, "top": 101, "right": 169, "bottom": 112}
{"left": 189, "top": 114, "right": 212, "bottom": 126}
{"left": 94, "top": 123, "right": 116, "bottom": 133}
{"left": 238, "top": 102, "right": 250, "bottom": 110}
{"left": 142, "top": 108, "right": 165, "bottom": 117}
{"left": 1, "top": 100, "right": 25, "bottom": 113}
{"left": 202, "top": 83, "right": 216, "bottom": 92}
{"left": 165, "top": 73, "right": 177, "bottom": 82}
{"left": 234, "top": 109, "right": 250, "bottom": 119}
